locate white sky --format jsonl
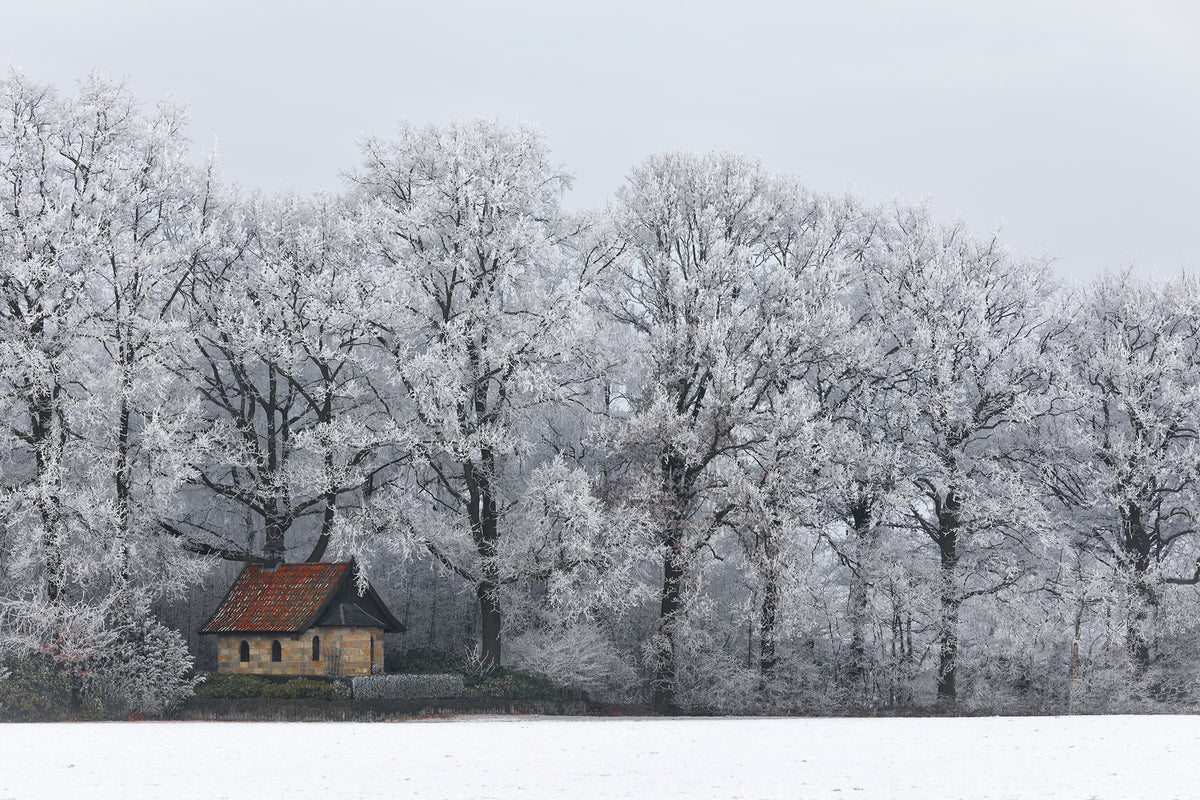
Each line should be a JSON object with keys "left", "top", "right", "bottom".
{"left": 4, "top": 0, "right": 1198, "bottom": 280}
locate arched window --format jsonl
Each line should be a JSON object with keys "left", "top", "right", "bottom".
{"left": 271, "top": 640, "right": 282, "bottom": 662}
{"left": 239, "top": 640, "right": 250, "bottom": 663}
{"left": 312, "top": 635, "right": 320, "bottom": 662}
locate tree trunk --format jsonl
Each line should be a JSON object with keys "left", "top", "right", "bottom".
{"left": 113, "top": 355, "right": 134, "bottom": 588}
{"left": 759, "top": 560, "right": 780, "bottom": 680}
{"left": 847, "top": 496, "right": 873, "bottom": 701}
{"left": 465, "top": 445, "right": 503, "bottom": 667}
{"left": 653, "top": 441, "right": 691, "bottom": 714}
{"left": 477, "top": 580, "right": 502, "bottom": 667}
{"left": 751, "top": 512, "right": 783, "bottom": 689}
{"left": 40, "top": 502, "right": 65, "bottom": 604}
{"left": 1068, "top": 593, "right": 1085, "bottom": 714}
{"left": 110, "top": 259, "right": 136, "bottom": 589}
{"left": 306, "top": 363, "right": 337, "bottom": 563}
{"left": 936, "top": 562, "right": 960, "bottom": 705}
{"left": 261, "top": 493, "right": 288, "bottom": 567}
{"left": 261, "top": 367, "right": 289, "bottom": 566}
{"left": 305, "top": 467, "right": 335, "bottom": 563}
{"left": 652, "top": 539, "right": 684, "bottom": 713}
{"left": 1120, "top": 501, "right": 1155, "bottom": 677}
{"left": 32, "top": 387, "right": 66, "bottom": 603}
{"left": 936, "top": 490, "right": 961, "bottom": 706}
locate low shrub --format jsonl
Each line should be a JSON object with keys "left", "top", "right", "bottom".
{"left": 86, "top": 612, "right": 199, "bottom": 718}
{"left": 0, "top": 596, "right": 198, "bottom": 720}
{"left": 352, "top": 673, "right": 464, "bottom": 701}
{"left": 385, "top": 648, "right": 571, "bottom": 700}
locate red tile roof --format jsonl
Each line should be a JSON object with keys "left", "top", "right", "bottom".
{"left": 201, "top": 563, "right": 350, "bottom": 634}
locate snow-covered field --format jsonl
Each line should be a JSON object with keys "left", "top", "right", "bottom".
{"left": 2, "top": 715, "right": 1195, "bottom": 799}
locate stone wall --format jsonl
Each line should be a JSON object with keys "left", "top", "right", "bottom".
{"left": 216, "top": 626, "right": 384, "bottom": 676}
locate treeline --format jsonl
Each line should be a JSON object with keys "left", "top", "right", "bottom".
{"left": 2, "top": 72, "right": 1200, "bottom": 715}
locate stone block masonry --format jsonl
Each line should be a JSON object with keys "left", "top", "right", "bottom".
{"left": 216, "top": 626, "right": 384, "bottom": 676}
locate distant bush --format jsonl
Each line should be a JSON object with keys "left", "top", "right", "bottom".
{"left": 507, "top": 624, "right": 639, "bottom": 699}
{"left": 384, "top": 647, "right": 570, "bottom": 701}
{"left": 387, "top": 647, "right": 463, "bottom": 674}
{"left": 352, "top": 673, "right": 464, "bottom": 701}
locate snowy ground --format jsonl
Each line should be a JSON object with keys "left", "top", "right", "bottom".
{"left": 1, "top": 715, "right": 1195, "bottom": 799}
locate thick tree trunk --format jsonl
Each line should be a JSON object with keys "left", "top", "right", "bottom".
{"left": 936, "top": 560, "right": 960, "bottom": 705}
{"left": 465, "top": 444, "right": 503, "bottom": 667}
{"left": 752, "top": 512, "right": 782, "bottom": 687}
{"left": 477, "top": 580, "right": 502, "bottom": 667}
{"left": 32, "top": 388, "right": 66, "bottom": 603}
{"left": 653, "top": 439, "right": 694, "bottom": 714}
{"left": 261, "top": 368, "right": 289, "bottom": 566}
{"left": 306, "top": 363, "right": 337, "bottom": 563}
{"left": 1120, "top": 501, "right": 1155, "bottom": 677}
{"left": 1126, "top": 572, "right": 1155, "bottom": 676}
{"left": 652, "top": 535, "right": 684, "bottom": 713}
{"left": 110, "top": 265, "right": 136, "bottom": 589}
{"left": 306, "top": 494, "right": 335, "bottom": 563}
{"left": 113, "top": 357, "right": 134, "bottom": 587}
{"left": 759, "top": 560, "right": 780, "bottom": 680}
{"left": 847, "top": 496, "right": 873, "bottom": 700}
{"left": 40, "top": 503, "right": 65, "bottom": 604}
{"left": 936, "top": 490, "right": 961, "bottom": 706}
{"left": 305, "top": 432, "right": 336, "bottom": 563}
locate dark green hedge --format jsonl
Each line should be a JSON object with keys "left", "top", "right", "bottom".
{"left": 194, "top": 672, "right": 350, "bottom": 700}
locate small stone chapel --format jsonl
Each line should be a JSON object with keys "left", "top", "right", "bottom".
{"left": 201, "top": 557, "right": 404, "bottom": 676}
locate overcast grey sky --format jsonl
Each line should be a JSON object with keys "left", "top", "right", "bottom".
{"left": 4, "top": 0, "right": 1198, "bottom": 280}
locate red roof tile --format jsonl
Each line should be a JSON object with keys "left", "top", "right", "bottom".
{"left": 201, "top": 563, "right": 350, "bottom": 634}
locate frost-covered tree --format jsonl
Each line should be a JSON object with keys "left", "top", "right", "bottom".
{"left": 173, "top": 191, "right": 399, "bottom": 566}
{"left": 718, "top": 185, "right": 864, "bottom": 695}
{"left": 603, "top": 152, "right": 812, "bottom": 711}
{"left": 0, "top": 72, "right": 210, "bottom": 601}
{"left": 76, "top": 84, "right": 215, "bottom": 596}
{"left": 1050, "top": 272, "right": 1200, "bottom": 686}
{"left": 350, "top": 120, "right": 627, "bottom": 666}
{"left": 0, "top": 72, "right": 206, "bottom": 714}
{"left": 0, "top": 73, "right": 97, "bottom": 602}
{"left": 865, "top": 206, "right": 1059, "bottom": 705}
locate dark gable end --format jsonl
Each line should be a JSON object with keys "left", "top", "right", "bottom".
{"left": 317, "top": 602, "right": 385, "bottom": 628}
{"left": 356, "top": 578, "right": 405, "bottom": 632}
{"left": 314, "top": 569, "right": 405, "bottom": 633}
